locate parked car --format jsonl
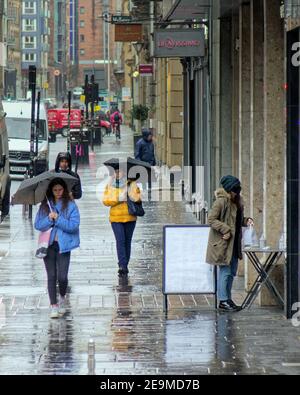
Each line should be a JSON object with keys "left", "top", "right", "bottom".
{"left": 2, "top": 100, "right": 49, "bottom": 178}
{"left": 100, "top": 119, "right": 111, "bottom": 135}
{"left": 42, "top": 98, "right": 57, "bottom": 110}
{"left": 0, "top": 101, "right": 11, "bottom": 220}
{"left": 73, "top": 87, "right": 84, "bottom": 101}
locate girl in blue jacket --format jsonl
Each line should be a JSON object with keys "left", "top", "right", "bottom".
{"left": 35, "top": 178, "right": 80, "bottom": 319}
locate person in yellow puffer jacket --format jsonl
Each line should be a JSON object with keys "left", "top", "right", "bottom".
{"left": 103, "top": 169, "right": 142, "bottom": 276}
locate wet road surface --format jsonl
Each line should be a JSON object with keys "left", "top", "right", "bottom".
{"left": 0, "top": 128, "right": 299, "bottom": 375}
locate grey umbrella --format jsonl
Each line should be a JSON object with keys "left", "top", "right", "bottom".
{"left": 12, "top": 171, "right": 78, "bottom": 206}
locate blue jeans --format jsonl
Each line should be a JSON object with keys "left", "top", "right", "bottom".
{"left": 111, "top": 222, "right": 136, "bottom": 269}
{"left": 218, "top": 257, "right": 239, "bottom": 301}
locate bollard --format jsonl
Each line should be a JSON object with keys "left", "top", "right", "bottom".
{"left": 87, "top": 338, "right": 96, "bottom": 375}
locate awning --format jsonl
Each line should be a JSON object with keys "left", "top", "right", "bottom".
{"left": 162, "top": 0, "right": 242, "bottom": 23}
{"left": 163, "top": 0, "right": 211, "bottom": 22}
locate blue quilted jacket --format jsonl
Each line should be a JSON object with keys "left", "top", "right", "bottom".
{"left": 35, "top": 200, "right": 80, "bottom": 254}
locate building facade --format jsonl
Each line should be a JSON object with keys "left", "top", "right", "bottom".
{"left": 66, "top": 0, "right": 79, "bottom": 91}
{"left": 0, "top": 1, "right": 7, "bottom": 98}
{"left": 0, "top": 0, "right": 22, "bottom": 99}
{"left": 48, "top": 0, "right": 69, "bottom": 100}
{"left": 76, "top": 0, "right": 119, "bottom": 93}
{"left": 21, "top": 0, "right": 50, "bottom": 97}
{"left": 124, "top": 0, "right": 300, "bottom": 312}
{"left": 5, "top": 0, "right": 21, "bottom": 99}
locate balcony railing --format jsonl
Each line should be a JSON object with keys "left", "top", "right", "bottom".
{"left": 7, "top": 13, "right": 16, "bottom": 21}
{"left": 6, "top": 37, "right": 16, "bottom": 46}
{"left": 6, "top": 61, "right": 17, "bottom": 70}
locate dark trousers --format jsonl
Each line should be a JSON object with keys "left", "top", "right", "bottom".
{"left": 43, "top": 242, "right": 71, "bottom": 305}
{"left": 111, "top": 221, "right": 136, "bottom": 269}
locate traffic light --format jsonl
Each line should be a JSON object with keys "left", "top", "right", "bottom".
{"left": 92, "top": 83, "right": 99, "bottom": 103}
{"left": 28, "top": 65, "right": 37, "bottom": 90}
{"left": 83, "top": 75, "right": 99, "bottom": 104}
{"left": 87, "top": 84, "right": 93, "bottom": 103}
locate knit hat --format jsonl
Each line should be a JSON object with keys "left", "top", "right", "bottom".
{"left": 220, "top": 175, "right": 241, "bottom": 193}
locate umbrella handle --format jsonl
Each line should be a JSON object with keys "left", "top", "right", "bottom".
{"left": 46, "top": 196, "right": 53, "bottom": 212}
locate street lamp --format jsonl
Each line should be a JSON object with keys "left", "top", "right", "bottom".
{"left": 97, "top": 11, "right": 111, "bottom": 97}
{"left": 132, "top": 42, "right": 144, "bottom": 55}
{"left": 132, "top": 70, "right": 140, "bottom": 78}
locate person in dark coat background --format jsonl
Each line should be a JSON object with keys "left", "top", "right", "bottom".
{"left": 135, "top": 129, "right": 156, "bottom": 166}
{"left": 135, "top": 129, "right": 156, "bottom": 190}
{"left": 54, "top": 152, "right": 82, "bottom": 200}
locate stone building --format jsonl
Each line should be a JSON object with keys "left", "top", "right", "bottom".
{"left": 123, "top": 0, "right": 300, "bottom": 312}
{"left": 21, "top": 0, "right": 50, "bottom": 98}
{"left": 76, "top": 0, "right": 119, "bottom": 92}
{"left": 0, "top": 0, "right": 22, "bottom": 99}
{"left": 0, "top": 1, "right": 6, "bottom": 98}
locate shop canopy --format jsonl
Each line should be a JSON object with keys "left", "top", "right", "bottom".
{"left": 162, "top": 0, "right": 242, "bottom": 23}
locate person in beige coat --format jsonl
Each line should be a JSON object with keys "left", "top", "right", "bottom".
{"left": 206, "top": 175, "right": 253, "bottom": 312}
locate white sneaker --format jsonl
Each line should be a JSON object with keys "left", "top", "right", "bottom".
{"left": 50, "top": 306, "right": 60, "bottom": 319}
{"left": 58, "top": 297, "right": 67, "bottom": 316}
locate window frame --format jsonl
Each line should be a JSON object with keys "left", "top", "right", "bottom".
{"left": 22, "top": 36, "right": 37, "bottom": 49}
{"left": 23, "top": 52, "right": 37, "bottom": 62}
{"left": 23, "top": 18, "right": 37, "bottom": 32}
{"left": 23, "top": 1, "right": 36, "bottom": 15}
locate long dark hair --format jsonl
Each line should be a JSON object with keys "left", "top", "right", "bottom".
{"left": 41, "top": 178, "right": 71, "bottom": 214}
{"left": 232, "top": 192, "right": 242, "bottom": 210}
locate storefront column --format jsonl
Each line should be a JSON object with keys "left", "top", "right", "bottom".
{"left": 210, "top": 3, "right": 221, "bottom": 193}
{"left": 245, "top": 0, "right": 265, "bottom": 290}
{"left": 239, "top": 3, "right": 251, "bottom": 212}
{"left": 262, "top": 0, "right": 285, "bottom": 304}
{"left": 220, "top": 17, "right": 233, "bottom": 177}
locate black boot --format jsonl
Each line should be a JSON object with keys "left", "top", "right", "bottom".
{"left": 219, "top": 300, "right": 238, "bottom": 312}
{"left": 118, "top": 267, "right": 129, "bottom": 277}
{"left": 228, "top": 299, "right": 242, "bottom": 311}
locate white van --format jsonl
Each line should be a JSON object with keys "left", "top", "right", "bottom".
{"left": 2, "top": 100, "right": 49, "bottom": 178}
{"left": 0, "top": 101, "right": 11, "bottom": 220}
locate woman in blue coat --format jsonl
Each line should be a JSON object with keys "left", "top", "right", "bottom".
{"left": 35, "top": 178, "right": 80, "bottom": 319}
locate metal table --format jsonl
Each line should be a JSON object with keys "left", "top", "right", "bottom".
{"left": 241, "top": 247, "right": 285, "bottom": 310}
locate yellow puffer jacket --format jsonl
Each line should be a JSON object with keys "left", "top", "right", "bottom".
{"left": 103, "top": 181, "right": 142, "bottom": 223}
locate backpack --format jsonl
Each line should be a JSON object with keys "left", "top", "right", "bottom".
{"left": 114, "top": 113, "right": 120, "bottom": 123}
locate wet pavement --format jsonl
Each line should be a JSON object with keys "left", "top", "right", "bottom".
{"left": 0, "top": 128, "right": 300, "bottom": 375}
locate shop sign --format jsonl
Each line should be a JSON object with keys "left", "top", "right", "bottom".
{"left": 115, "top": 24, "right": 143, "bottom": 42}
{"left": 154, "top": 29, "right": 205, "bottom": 58}
{"left": 139, "top": 64, "right": 153, "bottom": 76}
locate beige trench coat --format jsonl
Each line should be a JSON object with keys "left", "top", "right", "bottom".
{"left": 206, "top": 188, "right": 248, "bottom": 266}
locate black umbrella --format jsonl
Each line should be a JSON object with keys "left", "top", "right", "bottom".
{"left": 12, "top": 171, "right": 78, "bottom": 206}
{"left": 104, "top": 157, "right": 151, "bottom": 180}
{"left": 127, "top": 157, "right": 151, "bottom": 181}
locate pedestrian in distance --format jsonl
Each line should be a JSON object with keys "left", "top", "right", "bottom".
{"left": 206, "top": 175, "right": 254, "bottom": 312}
{"left": 54, "top": 152, "right": 82, "bottom": 200}
{"left": 103, "top": 168, "right": 142, "bottom": 277}
{"left": 35, "top": 178, "right": 80, "bottom": 319}
{"left": 110, "top": 109, "right": 123, "bottom": 139}
{"left": 135, "top": 129, "right": 156, "bottom": 190}
{"left": 135, "top": 129, "right": 156, "bottom": 166}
